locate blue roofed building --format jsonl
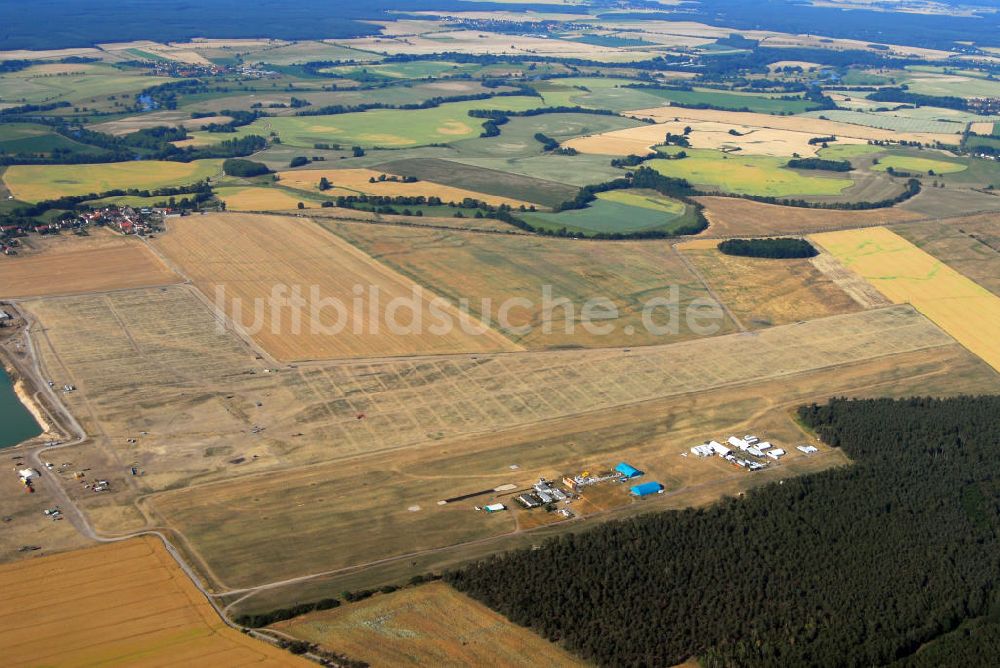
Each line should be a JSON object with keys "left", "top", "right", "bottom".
{"left": 630, "top": 481, "right": 664, "bottom": 497}
{"left": 615, "top": 462, "right": 643, "bottom": 479}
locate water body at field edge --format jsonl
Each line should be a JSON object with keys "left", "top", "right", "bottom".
{"left": 0, "top": 367, "right": 41, "bottom": 448}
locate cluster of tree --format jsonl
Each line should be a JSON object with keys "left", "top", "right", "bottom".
{"left": 447, "top": 395, "right": 1000, "bottom": 667}
{"left": 289, "top": 156, "right": 310, "bottom": 168}
{"left": 868, "top": 87, "right": 969, "bottom": 111}
{"left": 375, "top": 51, "right": 688, "bottom": 73}
{"left": 0, "top": 101, "right": 72, "bottom": 118}
{"left": 222, "top": 158, "right": 270, "bottom": 177}
{"left": 807, "top": 135, "right": 837, "bottom": 145}
{"left": 610, "top": 153, "right": 656, "bottom": 168}
{"left": 533, "top": 132, "right": 560, "bottom": 151}
{"left": 786, "top": 157, "right": 852, "bottom": 172}
{"left": 718, "top": 237, "right": 818, "bottom": 258}
{"left": 199, "top": 109, "right": 265, "bottom": 133}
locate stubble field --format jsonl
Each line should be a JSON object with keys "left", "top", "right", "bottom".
{"left": 321, "top": 220, "right": 727, "bottom": 349}
{"left": 696, "top": 196, "right": 923, "bottom": 237}
{"left": 272, "top": 581, "right": 587, "bottom": 667}
{"left": 153, "top": 213, "right": 518, "bottom": 360}
{"left": 0, "top": 230, "right": 180, "bottom": 299}
{"left": 676, "top": 242, "right": 862, "bottom": 328}
{"left": 276, "top": 167, "right": 542, "bottom": 209}
{"left": 0, "top": 537, "right": 305, "bottom": 667}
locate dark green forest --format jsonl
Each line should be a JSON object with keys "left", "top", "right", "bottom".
{"left": 718, "top": 237, "right": 818, "bottom": 259}
{"left": 446, "top": 396, "right": 1000, "bottom": 667}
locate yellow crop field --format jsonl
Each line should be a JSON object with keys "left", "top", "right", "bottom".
{"left": 215, "top": 186, "right": 320, "bottom": 211}
{"left": 276, "top": 168, "right": 542, "bottom": 208}
{"left": 625, "top": 107, "right": 958, "bottom": 145}
{"left": 565, "top": 120, "right": 869, "bottom": 158}
{"left": 3, "top": 159, "right": 221, "bottom": 202}
{"left": 153, "top": 213, "right": 519, "bottom": 360}
{"left": 0, "top": 536, "right": 306, "bottom": 667}
{"left": 812, "top": 226, "right": 1000, "bottom": 372}
{"left": 273, "top": 582, "right": 587, "bottom": 667}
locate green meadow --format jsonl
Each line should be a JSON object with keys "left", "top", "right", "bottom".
{"left": 191, "top": 96, "right": 546, "bottom": 148}
{"left": 647, "top": 148, "right": 853, "bottom": 197}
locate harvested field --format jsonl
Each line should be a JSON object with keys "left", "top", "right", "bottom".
{"left": 214, "top": 186, "right": 322, "bottom": 211}
{"left": 273, "top": 582, "right": 586, "bottom": 667}
{"left": 0, "top": 537, "right": 305, "bottom": 667}
{"left": 0, "top": 232, "right": 180, "bottom": 299}
{"left": 322, "top": 221, "right": 726, "bottom": 348}
{"left": 142, "top": 306, "right": 963, "bottom": 588}
{"left": 372, "top": 157, "right": 579, "bottom": 209}
{"left": 565, "top": 120, "right": 869, "bottom": 158}
{"left": 812, "top": 227, "right": 1000, "bottom": 372}
{"left": 2, "top": 160, "right": 221, "bottom": 202}
{"left": 276, "top": 167, "right": 542, "bottom": 209}
{"left": 696, "top": 196, "right": 923, "bottom": 237}
{"left": 676, "top": 243, "right": 862, "bottom": 328}
{"left": 892, "top": 214, "right": 1000, "bottom": 296}
{"left": 153, "top": 213, "right": 518, "bottom": 360}
{"left": 811, "top": 251, "right": 892, "bottom": 309}
{"left": 625, "top": 107, "right": 959, "bottom": 145}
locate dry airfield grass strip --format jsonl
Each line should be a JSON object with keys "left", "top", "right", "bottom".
{"left": 625, "top": 106, "right": 959, "bottom": 145}
{"left": 0, "top": 238, "right": 181, "bottom": 299}
{"left": 273, "top": 581, "right": 587, "bottom": 668}
{"left": 153, "top": 213, "right": 520, "bottom": 361}
{"left": 276, "top": 167, "right": 542, "bottom": 209}
{"left": 696, "top": 196, "right": 923, "bottom": 237}
{"left": 812, "top": 226, "right": 1000, "bottom": 373}
{"left": 0, "top": 536, "right": 306, "bottom": 667}
{"left": 678, "top": 245, "right": 862, "bottom": 328}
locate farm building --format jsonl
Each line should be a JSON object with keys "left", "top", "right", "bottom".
{"left": 516, "top": 494, "right": 542, "bottom": 509}
{"left": 484, "top": 503, "right": 506, "bottom": 513}
{"left": 728, "top": 436, "right": 749, "bottom": 450}
{"left": 0, "top": 309, "right": 10, "bottom": 320}
{"left": 615, "top": 462, "right": 643, "bottom": 479}
{"left": 630, "top": 481, "right": 664, "bottom": 497}
{"left": 766, "top": 449, "right": 786, "bottom": 460}
{"left": 797, "top": 445, "right": 819, "bottom": 454}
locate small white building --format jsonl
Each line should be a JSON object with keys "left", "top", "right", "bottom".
{"left": 757, "top": 441, "right": 772, "bottom": 451}
{"left": 744, "top": 435, "right": 759, "bottom": 445}
{"left": 766, "top": 449, "right": 786, "bottom": 460}
{"left": 728, "top": 436, "right": 749, "bottom": 451}
{"left": 747, "top": 447, "right": 764, "bottom": 457}
{"left": 18, "top": 468, "right": 36, "bottom": 480}
{"left": 797, "top": 445, "right": 819, "bottom": 454}
{"left": 484, "top": 503, "right": 506, "bottom": 513}
{"left": 0, "top": 309, "right": 11, "bottom": 320}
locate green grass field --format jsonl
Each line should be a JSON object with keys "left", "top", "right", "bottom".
{"left": 2, "top": 160, "right": 222, "bottom": 202}
{"left": 647, "top": 148, "right": 853, "bottom": 197}
{"left": 0, "top": 122, "right": 105, "bottom": 156}
{"left": 597, "top": 188, "right": 686, "bottom": 214}
{"left": 521, "top": 197, "right": 695, "bottom": 235}
{"left": 0, "top": 63, "right": 175, "bottom": 106}
{"left": 801, "top": 109, "right": 966, "bottom": 134}
{"left": 871, "top": 155, "right": 967, "bottom": 175}
{"left": 902, "top": 72, "right": 1000, "bottom": 99}
{"left": 190, "top": 96, "right": 545, "bottom": 148}
{"left": 817, "top": 144, "right": 883, "bottom": 161}
{"left": 321, "top": 61, "right": 481, "bottom": 81}
{"left": 646, "top": 87, "right": 820, "bottom": 114}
